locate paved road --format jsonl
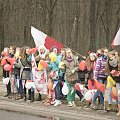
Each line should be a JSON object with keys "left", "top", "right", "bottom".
{"left": 0, "top": 110, "right": 64, "bottom": 120}
{"left": 0, "top": 97, "right": 119, "bottom": 120}
{"left": 0, "top": 110, "right": 46, "bottom": 120}
{"left": 0, "top": 74, "right": 119, "bottom": 120}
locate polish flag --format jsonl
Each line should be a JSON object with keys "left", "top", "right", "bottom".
{"left": 31, "top": 26, "right": 64, "bottom": 53}
{"left": 111, "top": 28, "right": 120, "bottom": 48}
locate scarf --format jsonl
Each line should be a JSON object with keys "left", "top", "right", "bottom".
{"left": 66, "top": 56, "right": 73, "bottom": 63}
{"left": 109, "top": 58, "right": 118, "bottom": 67}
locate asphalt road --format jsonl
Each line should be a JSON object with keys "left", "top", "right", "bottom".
{"left": 0, "top": 76, "right": 119, "bottom": 120}
{"left": 0, "top": 110, "right": 63, "bottom": 120}
{"left": 0, "top": 98, "right": 119, "bottom": 120}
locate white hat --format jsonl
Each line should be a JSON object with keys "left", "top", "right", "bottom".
{"left": 89, "top": 52, "right": 96, "bottom": 57}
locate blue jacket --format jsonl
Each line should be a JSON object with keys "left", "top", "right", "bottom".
{"left": 48, "top": 60, "right": 63, "bottom": 77}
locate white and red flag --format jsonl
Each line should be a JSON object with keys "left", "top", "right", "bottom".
{"left": 31, "top": 54, "right": 47, "bottom": 94}
{"left": 111, "top": 28, "right": 120, "bottom": 48}
{"left": 31, "top": 26, "right": 64, "bottom": 53}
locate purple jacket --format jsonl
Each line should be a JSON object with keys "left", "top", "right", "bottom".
{"left": 94, "top": 56, "right": 107, "bottom": 80}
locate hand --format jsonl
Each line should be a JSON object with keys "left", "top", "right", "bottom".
{"left": 94, "top": 79, "right": 97, "bottom": 81}
{"left": 4, "top": 56, "right": 8, "bottom": 59}
{"left": 71, "top": 69, "right": 75, "bottom": 74}
{"left": 85, "top": 73, "right": 88, "bottom": 79}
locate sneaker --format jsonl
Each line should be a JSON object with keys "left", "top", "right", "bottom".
{"left": 72, "top": 101, "right": 76, "bottom": 107}
{"left": 80, "top": 97, "right": 85, "bottom": 102}
{"left": 54, "top": 100, "right": 62, "bottom": 106}
{"left": 68, "top": 101, "right": 73, "bottom": 107}
{"left": 90, "top": 103, "right": 98, "bottom": 110}
{"left": 44, "top": 98, "right": 51, "bottom": 106}
{"left": 51, "top": 100, "right": 56, "bottom": 105}
{"left": 106, "top": 104, "right": 112, "bottom": 111}
{"left": 84, "top": 104, "right": 90, "bottom": 108}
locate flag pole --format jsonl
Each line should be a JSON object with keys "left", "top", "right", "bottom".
{"left": 64, "top": 45, "right": 85, "bottom": 58}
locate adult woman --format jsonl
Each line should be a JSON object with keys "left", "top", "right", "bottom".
{"left": 85, "top": 52, "right": 97, "bottom": 107}
{"left": 63, "top": 48, "right": 79, "bottom": 107}
{"left": 14, "top": 46, "right": 34, "bottom": 102}
{"left": 110, "top": 54, "right": 120, "bottom": 116}
{"left": 105, "top": 51, "right": 118, "bottom": 111}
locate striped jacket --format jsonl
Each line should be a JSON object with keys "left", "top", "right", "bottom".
{"left": 94, "top": 56, "right": 107, "bottom": 80}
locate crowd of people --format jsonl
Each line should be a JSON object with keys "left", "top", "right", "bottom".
{"left": 0, "top": 45, "right": 120, "bottom": 116}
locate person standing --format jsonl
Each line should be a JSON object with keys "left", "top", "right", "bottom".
{"left": 91, "top": 48, "right": 108, "bottom": 110}
{"left": 14, "top": 46, "right": 34, "bottom": 102}
{"left": 63, "top": 48, "right": 79, "bottom": 107}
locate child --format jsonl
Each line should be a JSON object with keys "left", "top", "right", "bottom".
{"left": 1, "top": 47, "right": 10, "bottom": 97}
{"left": 85, "top": 53, "right": 97, "bottom": 107}
{"left": 91, "top": 48, "right": 108, "bottom": 110}
{"left": 76, "top": 56, "right": 87, "bottom": 102}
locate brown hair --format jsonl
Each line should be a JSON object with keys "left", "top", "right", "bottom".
{"left": 10, "top": 46, "right": 16, "bottom": 51}
{"left": 61, "top": 48, "right": 66, "bottom": 61}
{"left": 117, "top": 51, "right": 120, "bottom": 71}
{"left": 86, "top": 55, "right": 97, "bottom": 71}
{"left": 105, "top": 51, "right": 119, "bottom": 75}
{"left": 20, "top": 46, "right": 30, "bottom": 60}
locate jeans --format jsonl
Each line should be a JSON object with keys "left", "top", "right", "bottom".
{"left": 76, "top": 90, "right": 84, "bottom": 99}
{"left": 108, "top": 87, "right": 112, "bottom": 104}
{"left": 9, "top": 74, "right": 17, "bottom": 93}
{"left": 13, "top": 75, "right": 20, "bottom": 94}
{"left": 92, "top": 79, "right": 104, "bottom": 104}
{"left": 6, "top": 81, "right": 11, "bottom": 95}
{"left": 76, "top": 79, "right": 84, "bottom": 99}
{"left": 116, "top": 83, "right": 120, "bottom": 104}
{"left": 18, "top": 80, "right": 23, "bottom": 95}
{"left": 55, "top": 81, "right": 61, "bottom": 100}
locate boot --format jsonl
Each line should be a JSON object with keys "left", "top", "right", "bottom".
{"left": 15, "top": 94, "right": 19, "bottom": 100}
{"left": 4, "top": 90, "right": 11, "bottom": 97}
{"left": 30, "top": 91, "right": 34, "bottom": 103}
{"left": 28, "top": 89, "right": 31, "bottom": 100}
{"left": 15, "top": 94, "right": 23, "bottom": 100}
{"left": 36, "top": 93, "right": 42, "bottom": 101}
{"left": 106, "top": 104, "right": 112, "bottom": 111}
{"left": 23, "top": 94, "right": 27, "bottom": 102}
{"left": 23, "top": 96, "right": 27, "bottom": 101}
{"left": 4, "top": 93, "right": 10, "bottom": 97}
{"left": 8, "top": 93, "right": 14, "bottom": 99}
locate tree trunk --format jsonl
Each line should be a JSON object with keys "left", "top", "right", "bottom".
{"left": 89, "top": 0, "right": 96, "bottom": 51}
